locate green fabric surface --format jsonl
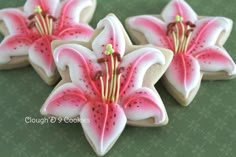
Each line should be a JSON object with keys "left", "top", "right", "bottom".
{"left": 0, "top": 0, "right": 236, "bottom": 157}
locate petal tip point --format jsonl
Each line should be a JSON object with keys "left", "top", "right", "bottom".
{"left": 157, "top": 115, "right": 169, "bottom": 126}
{"left": 229, "top": 66, "right": 236, "bottom": 76}
{"left": 40, "top": 107, "right": 48, "bottom": 116}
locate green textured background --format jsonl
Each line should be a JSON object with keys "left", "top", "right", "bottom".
{"left": 0, "top": 0, "right": 236, "bottom": 157}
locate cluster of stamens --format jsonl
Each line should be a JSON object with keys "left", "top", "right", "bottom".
{"left": 166, "top": 15, "right": 196, "bottom": 54}
{"left": 94, "top": 44, "right": 123, "bottom": 104}
{"left": 28, "top": 6, "right": 57, "bottom": 35}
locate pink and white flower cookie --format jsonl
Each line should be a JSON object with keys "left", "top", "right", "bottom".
{"left": 126, "top": 0, "right": 236, "bottom": 106}
{"left": 40, "top": 14, "right": 173, "bottom": 156}
{"left": 0, "top": 0, "right": 96, "bottom": 85}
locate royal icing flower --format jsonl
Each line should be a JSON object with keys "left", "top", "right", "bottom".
{"left": 126, "top": 0, "right": 236, "bottom": 106}
{"left": 40, "top": 14, "right": 172, "bottom": 156}
{"left": 0, "top": 0, "right": 96, "bottom": 85}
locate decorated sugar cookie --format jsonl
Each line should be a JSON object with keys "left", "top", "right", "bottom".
{"left": 40, "top": 14, "right": 173, "bottom": 156}
{"left": 126, "top": 0, "right": 236, "bottom": 106}
{"left": 0, "top": 0, "right": 96, "bottom": 85}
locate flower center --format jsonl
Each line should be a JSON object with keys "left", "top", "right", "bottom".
{"left": 94, "top": 44, "right": 123, "bottom": 104}
{"left": 28, "top": 6, "right": 57, "bottom": 35}
{"left": 166, "top": 15, "right": 196, "bottom": 54}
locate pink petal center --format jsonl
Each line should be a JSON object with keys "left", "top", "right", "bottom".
{"left": 166, "top": 16, "right": 196, "bottom": 54}
{"left": 93, "top": 45, "right": 123, "bottom": 104}
{"left": 28, "top": 6, "right": 57, "bottom": 36}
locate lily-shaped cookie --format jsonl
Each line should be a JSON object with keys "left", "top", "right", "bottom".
{"left": 126, "top": 0, "right": 236, "bottom": 106}
{"left": 0, "top": 0, "right": 96, "bottom": 85}
{"left": 40, "top": 14, "right": 172, "bottom": 156}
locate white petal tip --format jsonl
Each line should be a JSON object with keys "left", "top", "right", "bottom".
{"left": 182, "top": 89, "right": 190, "bottom": 99}
{"left": 96, "top": 149, "right": 106, "bottom": 156}
{"left": 0, "top": 56, "right": 10, "bottom": 64}
{"left": 46, "top": 70, "right": 54, "bottom": 78}
{"left": 126, "top": 17, "right": 135, "bottom": 25}
{"left": 40, "top": 107, "right": 48, "bottom": 116}
{"left": 228, "top": 66, "right": 236, "bottom": 76}
{"left": 155, "top": 115, "right": 169, "bottom": 126}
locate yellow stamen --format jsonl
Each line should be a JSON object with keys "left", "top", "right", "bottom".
{"left": 100, "top": 76, "right": 105, "bottom": 101}
{"left": 167, "top": 15, "right": 195, "bottom": 54}
{"left": 95, "top": 44, "right": 122, "bottom": 104}
{"left": 104, "top": 62, "right": 109, "bottom": 100}
{"left": 39, "top": 13, "right": 48, "bottom": 35}
{"left": 175, "top": 24, "right": 180, "bottom": 52}
{"left": 178, "top": 21, "right": 185, "bottom": 53}
{"left": 108, "top": 54, "right": 115, "bottom": 101}
{"left": 184, "top": 32, "right": 192, "bottom": 53}
{"left": 115, "top": 74, "right": 121, "bottom": 103}
{"left": 49, "top": 18, "right": 53, "bottom": 35}
{"left": 30, "top": 5, "right": 55, "bottom": 36}
{"left": 111, "top": 57, "right": 118, "bottom": 101}
{"left": 35, "top": 15, "right": 45, "bottom": 34}
{"left": 172, "top": 31, "right": 178, "bottom": 52}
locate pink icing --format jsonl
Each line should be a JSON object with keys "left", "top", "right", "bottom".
{"left": 0, "top": 0, "right": 95, "bottom": 84}
{"left": 127, "top": 0, "right": 236, "bottom": 104}
{"left": 161, "top": 0, "right": 198, "bottom": 23}
{"left": 41, "top": 14, "right": 168, "bottom": 156}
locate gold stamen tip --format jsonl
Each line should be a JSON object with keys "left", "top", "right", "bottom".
{"left": 34, "top": 5, "right": 42, "bottom": 13}
{"left": 175, "top": 15, "right": 183, "bottom": 22}
{"left": 105, "top": 44, "right": 114, "bottom": 55}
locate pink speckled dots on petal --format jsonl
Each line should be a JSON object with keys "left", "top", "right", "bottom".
{"left": 126, "top": 0, "right": 236, "bottom": 106}
{"left": 41, "top": 14, "right": 171, "bottom": 156}
{"left": 0, "top": 0, "right": 95, "bottom": 85}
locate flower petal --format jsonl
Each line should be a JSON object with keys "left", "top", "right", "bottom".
{"left": 28, "top": 36, "right": 56, "bottom": 77}
{"left": 54, "top": 44, "right": 102, "bottom": 96}
{"left": 161, "top": 0, "right": 198, "bottom": 23}
{"left": 80, "top": 102, "right": 126, "bottom": 156}
{"left": 56, "top": 0, "right": 94, "bottom": 29}
{"left": 188, "top": 17, "right": 232, "bottom": 54}
{"left": 119, "top": 47, "right": 165, "bottom": 96}
{"left": 0, "top": 9, "right": 30, "bottom": 35}
{"left": 123, "top": 88, "right": 168, "bottom": 126}
{"left": 24, "top": 0, "right": 60, "bottom": 16}
{"left": 126, "top": 15, "right": 172, "bottom": 49}
{"left": 40, "top": 83, "right": 86, "bottom": 118}
{"left": 193, "top": 46, "right": 236, "bottom": 75}
{"left": 0, "top": 35, "right": 32, "bottom": 64}
{"left": 165, "top": 54, "right": 201, "bottom": 98}
{"left": 92, "top": 14, "right": 126, "bottom": 58}
{"left": 57, "top": 24, "right": 93, "bottom": 42}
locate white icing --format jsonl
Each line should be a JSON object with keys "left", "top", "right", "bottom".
{"left": 194, "top": 46, "right": 236, "bottom": 76}
{"left": 24, "top": 0, "right": 60, "bottom": 16}
{"left": 80, "top": 103, "right": 127, "bottom": 156}
{"left": 42, "top": 14, "right": 170, "bottom": 156}
{"left": 161, "top": 0, "right": 198, "bottom": 23}
{"left": 165, "top": 55, "right": 201, "bottom": 98}
{"left": 126, "top": 0, "right": 236, "bottom": 102}
{"left": 123, "top": 88, "right": 168, "bottom": 125}
{"left": 0, "top": 36, "right": 29, "bottom": 64}
{"left": 40, "top": 83, "right": 83, "bottom": 118}
{"left": 54, "top": 43, "right": 101, "bottom": 86}
{"left": 119, "top": 47, "right": 165, "bottom": 94}
{"left": 127, "top": 15, "right": 168, "bottom": 47}
{"left": 190, "top": 17, "right": 232, "bottom": 52}
{"left": 28, "top": 38, "right": 55, "bottom": 77}
{"left": 55, "top": 0, "right": 93, "bottom": 23}
{"left": 92, "top": 14, "right": 126, "bottom": 58}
